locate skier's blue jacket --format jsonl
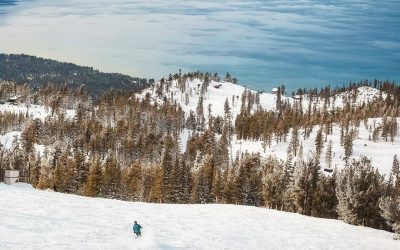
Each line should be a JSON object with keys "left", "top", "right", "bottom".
{"left": 133, "top": 223, "right": 142, "bottom": 233}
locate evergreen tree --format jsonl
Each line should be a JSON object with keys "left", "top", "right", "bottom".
{"left": 83, "top": 157, "right": 103, "bottom": 197}
{"left": 161, "top": 135, "right": 176, "bottom": 203}
{"left": 192, "top": 156, "right": 215, "bottom": 204}
{"left": 315, "top": 128, "right": 324, "bottom": 161}
{"left": 325, "top": 140, "right": 333, "bottom": 169}
{"left": 336, "top": 157, "right": 385, "bottom": 228}
{"left": 102, "top": 155, "right": 121, "bottom": 199}
{"left": 236, "top": 155, "right": 263, "bottom": 206}
{"left": 37, "top": 162, "right": 51, "bottom": 190}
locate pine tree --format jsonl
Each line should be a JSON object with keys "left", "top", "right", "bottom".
{"left": 379, "top": 154, "right": 400, "bottom": 236}
{"left": 315, "top": 128, "right": 324, "bottom": 161}
{"left": 192, "top": 156, "right": 215, "bottom": 203}
{"left": 379, "top": 197, "right": 400, "bottom": 236}
{"left": 236, "top": 155, "right": 263, "bottom": 206}
{"left": 392, "top": 155, "right": 400, "bottom": 180}
{"left": 175, "top": 157, "right": 192, "bottom": 203}
{"left": 196, "top": 96, "right": 205, "bottom": 130}
{"left": 262, "top": 156, "right": 285, "bottom": 209}
{"left": 336, "top": 157, "right": 385, "bottom": 228}
{"left": 149, "top": 166, "right": 163, "bottom": 203}
{"left": 290, "top": 126, "right": 299, "bottom": 156}
{"left": 83, "top": 157, "right": 103, "bottom": 197}
{"left": 325, "top": 140, "right": 333, "bottom": 169}
{"left": 313, "top": 170, "right": 338, "bottom": 218}
{"left": 102, "top": 155, "right": 121, "bottom": 199}
{"left": 161, "top": 135, "right": 176, "bottom": 203}
{"left": 37, "top": 162, "right": 51, "bottom": 190}
{"left": 291, "top": 157, "right": 320, "bottom": 215}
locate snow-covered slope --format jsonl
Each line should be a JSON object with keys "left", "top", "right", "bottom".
{"left": 0, "top": 183, "right": 398, "bottom": 250}
{"left": 138, "top": 79, "right": 384, "bottom": 120}
{"left": 138, "top": 79, "right": 280, "bottom": 120}
{"left": 230, "top": 118, "right": 400, "bottom": 176}
{"left": 141, "top": 79, "right": 397, "bottom": 174}
{"left": 0, "top": 102, "right": 76, "bottom": 120}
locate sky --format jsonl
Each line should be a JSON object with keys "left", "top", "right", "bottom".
{"left": 0, "top": 0, "right": 399, "bottom": 91}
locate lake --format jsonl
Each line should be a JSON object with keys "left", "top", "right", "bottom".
{"left": 0, "top": 0, "right": 399, "bottom": 91}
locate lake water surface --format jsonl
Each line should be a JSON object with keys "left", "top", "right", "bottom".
{"left": 0, "top": 0, "right": 399, "bottom": 90}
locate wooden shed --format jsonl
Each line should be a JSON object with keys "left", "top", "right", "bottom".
{"left": 4, "top": 170, "right": 20, "bottom": 185}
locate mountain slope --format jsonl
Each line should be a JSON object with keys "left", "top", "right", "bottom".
{"left": 139, "top": 77, "right": 398, "bottom": 174}
{"left": 0, "top": 54, "right": 150, "bottom": 96}
{"left": 138, "top": 78, "right": 385, "bottom": 121}
{"left": 0, "top": 183, "right": 398, "bottom": 249}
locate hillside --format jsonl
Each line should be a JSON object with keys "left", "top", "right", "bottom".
{"left": 0, "top": 54, "right": 151, "bottom": 96}
{"left": 1, "top": 73, "right": 400, "bottom": 238}
{"left": 138, "top": 77, "right": 398, "bottom": 174}
{"left": 138, "top": 78, "right": 386, "bottom": 121}
{"left": 0, "top": 183, "right": 398, "bottom": 250}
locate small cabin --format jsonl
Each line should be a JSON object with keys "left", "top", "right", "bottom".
{"left": 271, "top": 88, "right": 278, "bottom": 94}
{"left": 3, "top": 170, "right": 20, "bottom": 185}
{"left": 6, "top": 96, "right": 22, "bottom": 105}
{"left": 292, "top": 95, "right": 303, "bottom": 101}
{"left": 214, "top": 84, "right": 222, "bottom": 89}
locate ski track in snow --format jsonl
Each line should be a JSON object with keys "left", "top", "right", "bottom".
{"left": 0, "top": 183, "right": 399, "bottom": 250}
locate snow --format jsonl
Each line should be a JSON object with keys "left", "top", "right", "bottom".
{"left": 0, "top": 102, "right": 76, "bottom": 120}
{"left": 0, "top": 183, "right": 398, "bottom": 249}
{"left": 232, "top": 118, "right": 400, "bottom": 176}
{"left": 0, "top": 102, "right": 75, "bottom": 153}
{"left": 179, "top": 128, "right": 192, "bottom": 153}
{"left": 138, "top": 79, "right": 280, "bottom": 121}
{"left": 0, "top": 131, "right": 21, "bottom": 149}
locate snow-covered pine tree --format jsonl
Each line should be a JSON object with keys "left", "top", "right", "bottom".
{"left": 336, "top": 157, "right": 385, "bottom": 228}
{"left": 379, "top": 154, "right": 400, "bottom": 237}
{"left": 325, "top": 140, "right": 333, "bottom": 169}
{"left": 236, "top": 155, "right": 263, "bottom": 206}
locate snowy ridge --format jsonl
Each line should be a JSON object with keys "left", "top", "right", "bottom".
{"left": 138, "top": 79, "right": 384, "bottom": 120}
{"left": 138, "top": 78, "right": 280, "bottom": 120}
{"left": 0, "top": 183, "right": 398, "bottom": 250}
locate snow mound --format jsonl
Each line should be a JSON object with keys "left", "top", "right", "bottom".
{"left": 0, "top": 184, "right": 398, "bottom": 249}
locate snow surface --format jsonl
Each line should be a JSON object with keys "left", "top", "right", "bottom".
{"left": 0, "top": 183, "right": 398, "bottom": 250}
{"left": 138, "top": 79, "right": 280, "bottom": 121}
{"left": 0, "top": 102, "right": 76, "bottom": 120}
{"left": 232, "top": 118, "right": 400, "bottom": 176}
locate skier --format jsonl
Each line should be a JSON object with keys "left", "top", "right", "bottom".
{"left": 133, "top": 221, "right": 142, "bottom": 237}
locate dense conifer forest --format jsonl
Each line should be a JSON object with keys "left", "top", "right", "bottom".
{"left": 0, "top": 70, "right": 400, "bottom": 236}
{"left": 0, "top": 54, "right": 151, "bottom": 96}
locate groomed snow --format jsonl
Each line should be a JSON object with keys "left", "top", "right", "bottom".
{"left": 0, "top": 183, "right": 398, "bottom": 249}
